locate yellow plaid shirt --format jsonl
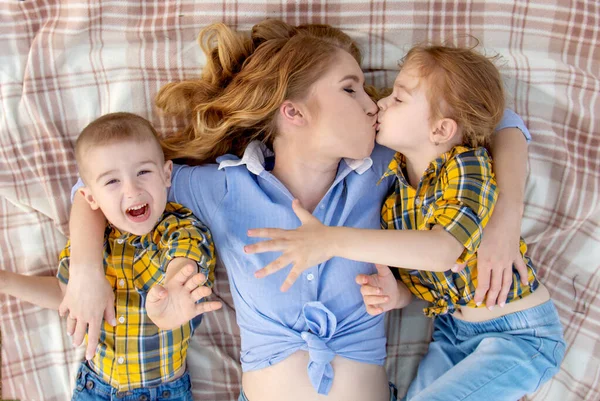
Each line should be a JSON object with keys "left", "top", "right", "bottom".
{"left": 380, "top": 146, "right": 539, "bottom": 317}
{"left": 57, "top": 202, "right": 215, "bottom": 391}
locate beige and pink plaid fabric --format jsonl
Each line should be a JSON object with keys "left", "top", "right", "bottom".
{"left": 1, "top": 1, "right": 598, "bottom": 400}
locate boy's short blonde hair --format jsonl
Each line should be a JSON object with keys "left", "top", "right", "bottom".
{"left": 75, "top": 112, "right": 164, "bottom": 181}
{"left": 401, "top": 44, "right": 505, "bottom": 148}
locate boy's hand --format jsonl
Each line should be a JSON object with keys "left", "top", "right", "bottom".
{"left": 146, "top": 264, "right": 222, "bottom": 330}
{"left": 355, "top": 264, "right": 411, "bottom": 316}
{"left": 245, "top": 199, "right": 335, "bottom": 292}
{"left": 59, "top": 266, "right": 116, "bottom": 360}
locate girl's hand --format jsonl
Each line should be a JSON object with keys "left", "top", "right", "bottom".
{"left": 245, "top": 199, "right": 336, "bottom": 292}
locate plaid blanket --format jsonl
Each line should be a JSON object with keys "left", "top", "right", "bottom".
{"left": 1, "top": 1, "right": 598, "bottom": 400}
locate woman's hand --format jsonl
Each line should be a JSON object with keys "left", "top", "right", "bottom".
{"left": 58, "top": 265, "right": 116, "bottom": 360}
{"left": 245, "top": 199, "right": 336, "bottom": 292}
{"left": 452, "top": 196, "right": 528, "bottom": 309}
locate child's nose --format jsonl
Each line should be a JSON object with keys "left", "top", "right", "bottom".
{"left": 377, "top": 98, "right": 387, "bottom": 112}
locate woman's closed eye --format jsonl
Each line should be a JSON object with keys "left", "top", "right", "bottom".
{"left": 343, "top": 88, "right": 356, "bottom": 95}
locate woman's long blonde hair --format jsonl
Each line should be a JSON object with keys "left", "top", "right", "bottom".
{"left": 156, "top": 19, "right": 361, "bottom": 164}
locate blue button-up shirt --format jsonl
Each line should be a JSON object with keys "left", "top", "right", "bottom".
{"left": 72, "top": 109, "right": 530, "bottom": 395}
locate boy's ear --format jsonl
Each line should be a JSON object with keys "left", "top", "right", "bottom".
{"left": 78, "top": 187, "right": 100, "bottom": 210}
{"left": 430, "top": 118, "right": 459, "bottom": 145}
{"left": 279, "top": 100, "right": 307, "bottom": 127}
{"left": 163, "top": 160, "right": 173, "bottom": 187}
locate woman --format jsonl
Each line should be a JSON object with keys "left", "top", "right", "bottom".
{"left": 60, "top": 19, "right": 531, "bottom": 401}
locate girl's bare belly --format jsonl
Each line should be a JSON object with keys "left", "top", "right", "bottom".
{"left": 242, "top": 350, "right": 389, "bottom": 401}
{"left": 454, "top": 282, "right": 550, "bottom": 322}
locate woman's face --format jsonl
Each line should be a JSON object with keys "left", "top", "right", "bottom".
{"left": 300, "top": 50, "right": 379, "bottom": 161}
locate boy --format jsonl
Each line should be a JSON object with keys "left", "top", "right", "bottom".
{"left": 245, "top": 45, "right": 565, "bottom": 400}
{"left": 0, "top": 112, "right": 222, "bottom": 400}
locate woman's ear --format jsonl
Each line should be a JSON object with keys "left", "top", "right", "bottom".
{"left": 430, "top": 118, "right": 459, "bottom": 145}
{"left": 279, "top": 100, "right": 307, "bottom": 127}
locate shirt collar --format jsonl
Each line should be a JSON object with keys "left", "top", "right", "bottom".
{"left": 379, "top": 145, "right": 471, "bottom": 185}
{"left": 217, "top": 140, "right": 373, "bottom": 175}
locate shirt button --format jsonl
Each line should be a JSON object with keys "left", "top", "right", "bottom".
{"left": 118, "top": 357, "right": 124, "bottom": 364}
{"left": 116, "top": 238, "right": 125, "bottom": 244}
{"left": 307, "top": 273, "right": 314, "bottom": 281}
{"left": 415, "top": 198, "right": 422, "bottom": 206}
{"left": 119, "top": 279, "right": 125, "bottom": 288}
{"left": 320, "top": 204, "right": 325, "bottom": 209}
{"left": 118, "top": 316, "right": 125, "bottom": 324}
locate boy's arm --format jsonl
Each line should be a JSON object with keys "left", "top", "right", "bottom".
{"left": 0, "top": 271, "right": 64, "bottom": 310}
{"left": 145, "top": 210, "right": 222, "bottom": 330}
{"left": 59, "top": 192, "right": 115, "bottom": 360}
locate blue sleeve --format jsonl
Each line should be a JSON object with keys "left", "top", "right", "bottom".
{"left": 71, "top": 177, "right": 85, "bottom": 202}
{"left": 169, "top": 163, "right": 227, "bottom": 225}
{"left": 495, "top": 109, "right": 531, "bottom": 142}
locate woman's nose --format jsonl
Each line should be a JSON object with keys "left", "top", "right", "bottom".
{"left": 366, "top": 98, "right": 378, "bottom": 117}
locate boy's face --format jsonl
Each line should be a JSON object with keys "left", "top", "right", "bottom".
{"left": 79, "top": 139, "right": 172, "bottom": 236}
{"left": 375, "top": 65, "right": 435, "bottom": 153}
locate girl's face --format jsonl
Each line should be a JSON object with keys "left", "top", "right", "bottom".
{"left": 299, "top": 50, "right": 379, "bottom": 161}
{"left": 375, "top": 65, "right": 434, "bottom": 153}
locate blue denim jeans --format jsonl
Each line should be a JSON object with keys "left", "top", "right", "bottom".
{"left": 403, "top": 300, "right": 565, "bottom": 401}
{"left": 71, "top": 362, "right": 193, "bottom": 401}
{"left": 238, "top": 382, "right": 398, "bottom": 400}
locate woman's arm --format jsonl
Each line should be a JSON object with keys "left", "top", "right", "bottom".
{"left": 472, "top": 127, "right": 530, "bottom": 309}
{"left": 58, "top": 192, "right": 115, "bottom": 360}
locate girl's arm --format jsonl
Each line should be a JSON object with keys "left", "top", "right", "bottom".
{"left": 0, "top": 271, "right": 64, "bottom": 310}
{"left": 247, "top": 201, "right": 465, "bottom": 292}
{"left": 58, "top": 192, "right": 115, "bottom": 360}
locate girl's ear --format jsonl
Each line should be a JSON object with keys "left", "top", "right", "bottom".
{"left": 430, "top": 118, "right": 459, "bottom": 145}
{"left": 279, "top": 100, "right": 307, "bottom": 127}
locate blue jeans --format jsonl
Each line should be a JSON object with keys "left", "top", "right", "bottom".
{"left": 238, "top": 382, "right": 398, "bottom": 400}
{"left": 403, "top": 300, "right": 565, "bottom": 401}
{"left": 71, "top": 362, "right": 193, "bottom": 401}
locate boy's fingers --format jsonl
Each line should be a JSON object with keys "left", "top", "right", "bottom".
{"left": 173, "top": 264, "right": 195, "bottom": 286}
{"left": 147, "top": 285, "right": 167, "bottom": 303}
{"left": 195, "top": 301, "right": 223, "bottom": 315}
{"left": 190, "top": 286, "right": 212, "bottom": 302}
{"left": 355, "top": 274, "right": 369, "bottom": 285}
{"left": 360, "top": 284, "right": 382, "bottom": 296}
{"left": 365, "top": 305, "right": 384, "bottom": 316}
{"left": 363, "top": 295, "right": 389, "bottom": 306}
{"left": 374, "top": 264, "right": 392, "bottom": 277}
{"left": 185, "top": 273, "right": 206, "bottom": 292}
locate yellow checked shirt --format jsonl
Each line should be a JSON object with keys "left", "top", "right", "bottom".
{"left": 380, "top": 146, "right": 539, "bottom": 317}
{"left": 57, "top": 202, "right": 215, "bottom": 391}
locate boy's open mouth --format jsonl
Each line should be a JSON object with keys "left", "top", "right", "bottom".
{"left": 126, "top": 203, "right": 150, "bottom": 222}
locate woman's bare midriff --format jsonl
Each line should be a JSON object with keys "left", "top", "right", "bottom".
{"left": 242, "top": 351, "right": 390, "bottom": 401}
{"left": 453, "top": 282, "right": 550, "bottom": 322}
